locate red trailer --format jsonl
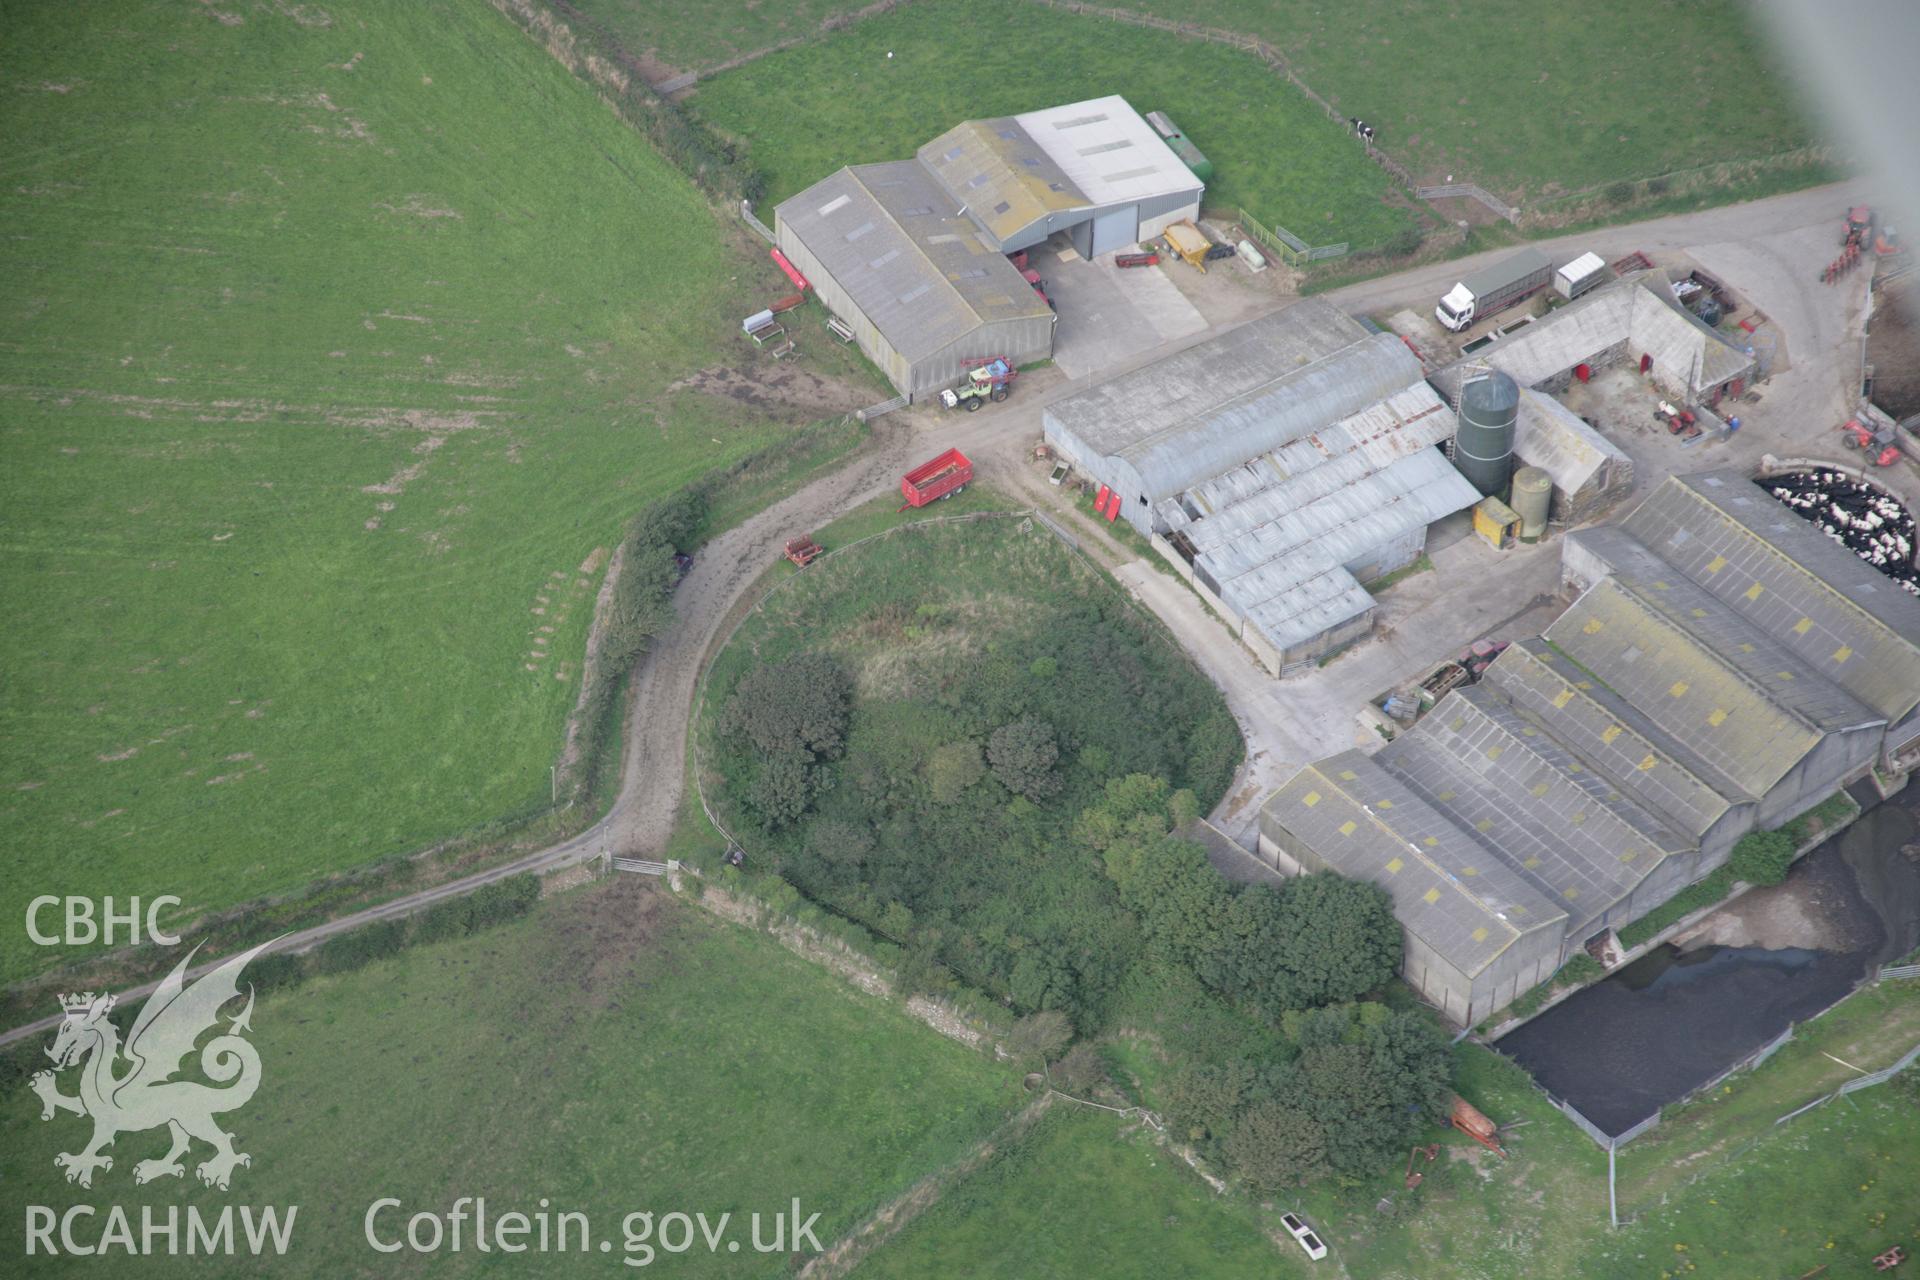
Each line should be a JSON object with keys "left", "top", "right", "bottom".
{"left": 899, "top": 448, "right": 973, "bottom": 508}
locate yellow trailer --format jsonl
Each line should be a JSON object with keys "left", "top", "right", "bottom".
{"left": 1162, "top": 221, "right": 1212, "bottom": 273}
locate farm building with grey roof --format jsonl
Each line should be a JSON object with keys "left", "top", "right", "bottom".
{"left": 1043, "top": 298, "right": 1481, "bottom": 672}
{"left": 1258, "top": 471, "right": 1913, "bottom": 1026}
{"left": 773, "top": 95, "right": 1202, "bottom": 400}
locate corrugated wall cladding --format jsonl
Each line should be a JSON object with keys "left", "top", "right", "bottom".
{"left": 775, "top": 221, "right": 908, "bottom": 393}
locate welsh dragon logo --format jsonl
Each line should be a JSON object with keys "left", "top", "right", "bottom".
{"left": 31, "top": 940, "right": 277, "bottom": 1190}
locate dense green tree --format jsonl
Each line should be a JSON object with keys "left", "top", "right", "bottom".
{"left": 744, "top": 747, "right": 824, "bottom": 830}
{"left": 1011, "top": 949, "right": 1077, "bottom": 1013}
{"left": 1162, "top": 1059, "right": 1256, "bottom": 1145}
{"left": 723, "top": 653, "right": 853, "bottom": 760}
{"left": 1223, "top": 1101, "right": 1330, "bottom": 1188}
{"left": 927, "top": 740, "right": 986, "bottom": 803}
{"left": 987, "top": 716, "right": 1061, "bottom": 800}
{"left": 1275, "top": 872, "right": 1403, "bottom": 1006}
{"left": 804, "top": 817, "right": 873, "bottom": 869}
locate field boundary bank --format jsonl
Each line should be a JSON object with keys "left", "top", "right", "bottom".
{"left": 797, "top": 1091, "right": 1057, "bottom": 1279}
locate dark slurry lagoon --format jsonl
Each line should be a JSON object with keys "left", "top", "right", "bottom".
{"left": 1496, "top": 786, "right": 1920, "bottom": 1135}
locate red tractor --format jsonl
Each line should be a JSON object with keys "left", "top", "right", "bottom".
{"left": 1840, "top": 419, "right": 1902, "bottom": 468}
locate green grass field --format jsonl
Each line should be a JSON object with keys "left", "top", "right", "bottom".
{"left": 1262, "top": 981, "right": 1920, "bottom": 1279}
{"left": 560, "top": 0, "right": 866, "bottom": 76}
{"left": 1098, "top": 0, "right": 1817, "bottom": 199}
{"left": 0, "top": 878, "right": 1023, "bottom": 1274}
{"left": 857, "top": 1104, "right": 1292, "bottom": 1278}
{"left": 688, "top": 0, "right": 1415, "bottom": 249}
{"left": 0, "top": 0, "right": 873, "bottom": 978}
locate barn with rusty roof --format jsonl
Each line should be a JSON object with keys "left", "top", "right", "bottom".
{"left": 1257, "top": 469, "right": 1916, "bottom": 1025}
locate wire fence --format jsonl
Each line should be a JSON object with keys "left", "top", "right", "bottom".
{"left": 1414, "top": 183, "right": 1518, "bottom": 224}
{"left": 1883, "top": 963, "right": 1920, "bottom": 980}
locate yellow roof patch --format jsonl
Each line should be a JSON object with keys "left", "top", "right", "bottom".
{"left": 1669, "top": 680, "right": 1690, "bottom": 698}
{"left": 1583, "top": 618, "right": 1604, "bottom": 635}
{"left": 1793, "top": 617, "right": 1813, "bottom": 635}
{"left": 1530, "top": 782, "right": 1551, "bottom": 797}
{"left": 1563, "top": 887, "right": 1581, "bottom": 901}
{"left": 1833, "top": 645, "right": 1853, "bottom": 664}
{"left": 1376, "top": 798, "right": 1394, "bottom": 810}
{"left": 1523, "top": 856, "right": 1542, "bottom": 869}
{"left": 1423, "top": 887, "right": 1442, "bottom": 905}
{"left": 1708, "top": 708, "right": 1728, "bottom": 727}
{"left": 1637, "top": 754, "right": 1658, "bottom": 771}
{"left": 1485, "top": 745, "right": 1504, "bottom": 761}
{"left": 1705, "top": 555, "right": 1727, "bottom": 573}
{"left": 1302, "top": 790, "right": 1321, "bottom": 807}
{"left": 1552, "top": 689, "right": 1574, "bottom": 709}
{"left": 1472, "top": 927, "right": 1490, "bottom": 943}
{"left": 1744, "top": 582, "right": 1764, "bottom": 601}
{"left": 1338, "top": 769, "right": 1357, "bottom": 781}
{"left": 1601, "top": 725, "right": 1623, "bottom": 744}
{"left": 1338, "top": 820, "right": 1357, "bottom": 836}
{"left": 1385, "top": 856, "right": 1404, "bottom": 874}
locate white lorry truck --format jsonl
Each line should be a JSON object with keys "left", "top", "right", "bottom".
{"left": 1435, "top": 247, "right": 1553, "bottom": 332}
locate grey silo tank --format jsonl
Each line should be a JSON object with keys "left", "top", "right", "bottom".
{"left": 1455, "top": 371, "right": 1519, "bottom": 498}
{"left": 1512, "top": 466, "right": 1552, "bottom": 541}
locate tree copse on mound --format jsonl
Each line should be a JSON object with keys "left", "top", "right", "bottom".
{"left": 722, "top": 652, "right": 854, "bottom": 828}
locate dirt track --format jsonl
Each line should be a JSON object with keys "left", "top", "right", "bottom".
{"left": 0, "top": 179, "right": 1881, "bottom": 1050}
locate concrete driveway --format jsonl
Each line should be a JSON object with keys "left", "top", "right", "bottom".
{"left": 1043, "top": 242, "right": 1207, "bottom": 380}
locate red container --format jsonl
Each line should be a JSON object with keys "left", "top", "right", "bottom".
{"left": 1095, "top": 484, "right": 1111, "bottom": 515}
{"left": 1574, "top": 362, "right": 1591, "bottom": 383}
{"left": 1105, "top": 495, "right": 1122, "bottom": 522}
{"left": 900, "top": 447, "right": 974, "bottom": 507}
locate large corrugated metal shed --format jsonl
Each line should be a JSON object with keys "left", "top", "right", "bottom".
{"left": 1514, "top": 388, "right": 1629, "bottom": 498}
{"left": 1268, "top": 755, "right": 1564, "bottom": 978}
{"left": 1045, "top": 299, "right": 1371, "bottom": 496}
{"left": 1197, "top": 449, "right": 1478, "bottom": 653}
{"left": 1483, "top": 639, "right": 1742, "bottom": 838}
{"left": 1016, "top": 96, "right": 1200, "bottom": 208}
{"left": 1049, "top": 324, "right": 1426, "bottom": 503}
{"left": 917, "top": 120, "right": 1086, "bottom": 249}
{"left": 1544, "top": 572, "right": 1869, "bottom": 797}
{"left": 1147, "top": 376, "right": 1477, "bottom": 655}
{"left": 1621, "top": 471, "right": 1920, "bottom": 722}
{"left": 1570, "top": 528, "right": 1882, "bottom": 734}
{"left": 917, "top": 97, "right": 1201, "bottom": 251}
{"left": 774, "top": 163, "right": 1051, "bottom": 362}
{"left": 1379, "top": 684, "right": 1693, "bottom": 932}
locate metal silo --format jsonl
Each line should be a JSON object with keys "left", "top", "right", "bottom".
{"left": 1455, "top": 371, "right": 1519, "bottom": 498}
{"left": 1512, "top": 466, "right": 1553, "bottom": 542}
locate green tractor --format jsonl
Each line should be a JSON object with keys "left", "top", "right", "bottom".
{"left": 939, "top": 355, "right": 1016, "bottom": 412}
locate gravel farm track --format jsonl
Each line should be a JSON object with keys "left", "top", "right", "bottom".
{"left": 0, "top": 178, "right": 1884, "bottom": 1051}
